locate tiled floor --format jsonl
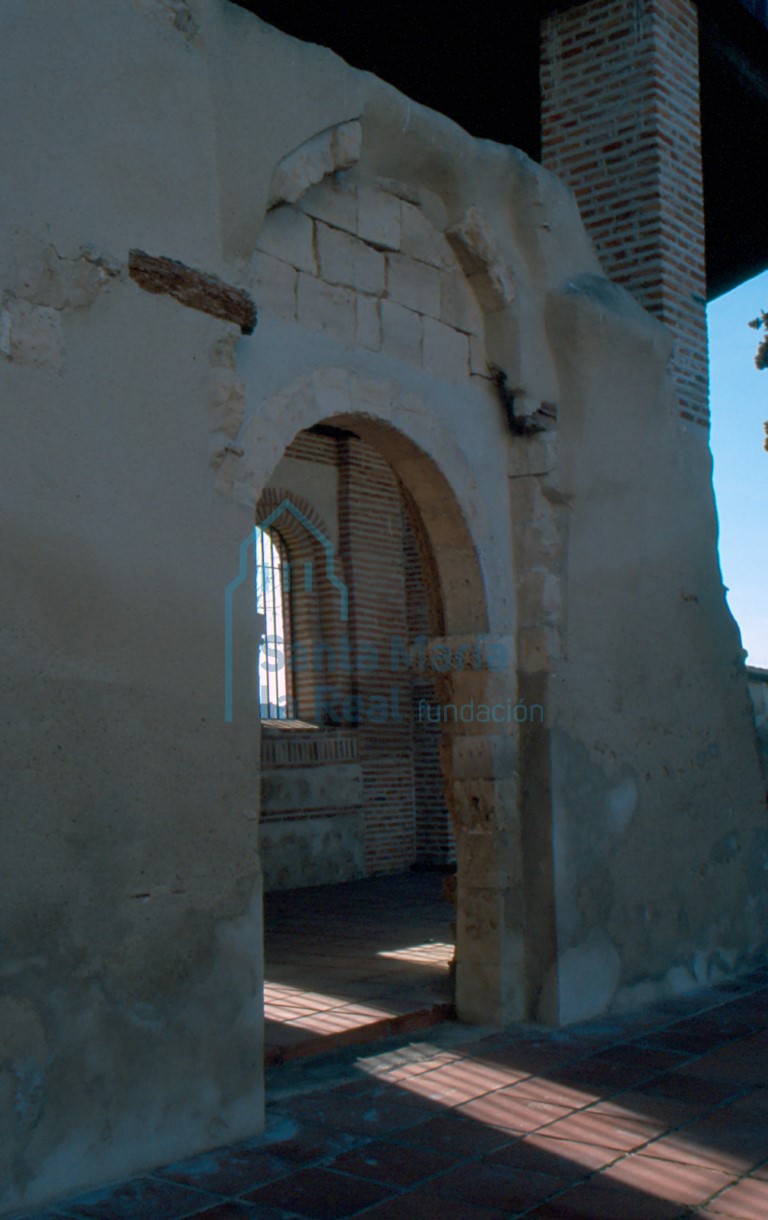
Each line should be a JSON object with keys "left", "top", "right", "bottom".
{"left": 263, "top": 873, "right": 456, "bottom": 1065}
{"left": 13, "top": 883, "right": 768, "bottom": 1218}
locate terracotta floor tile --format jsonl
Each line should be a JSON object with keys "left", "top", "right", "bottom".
{"left": 601, "top": 1150, "right": 732, "bottom": 1203}
{"left": 267, "top": 989, "right": 354, "bottom": 1008}
{"left": 373, "top": 1055, "right": 463, "bottom": 1083}
{"left": 326, "top": 1139, "right": 459, "bottom": 1186}
{"left": 681, "top": 1111, "right": 768, "bottom": 1160}
{"left": 359, "top": 1190, "right": 507, "bottom": 1219}
{"left": 735, "top": 1027, "right": 768, "bottom": 1046}
{"left": 10, "top": 1214, "right": 69, "bottom": 1220}
{"left": 292, "top": 1010, "right": 387, "bottom": 1034}
{"left": 427, "top": 1162, "right": 569, "bottom": 1211}
{"left": 365, "top": 1047, "right": 461, "bottom": 1072}
{"left": 188, "top": 1204, "right": 293, "bottom": 1219}
{"left": 588, "top": 1091, "right": 705, "bottom": 1126}
{"left": 396, "top": 1067, "right": 504, "bottom": 1106}
{"left": 679, "top": 1047, "right": 768, "bottom": 1086}
{"left": 34, "top": 887, "right": 768, "bottom": 1220}
{"left": 721, "top": 1086, "right": 768, "bottom": 1115}
{"left": 387, "top": 1113, "right": 515, "bottom": 1156}
{"left": 539, "top": 1178, "right": 689, "bottom": 1218}
{"left": 242, "top": 1166, "right": 394, "bottom": 1218}
{"left": 635, "top": 1133, "right": 755, "bottom": 1175}
{"left": 155, "top": 1146, "right": 293, "bottom": 1196}
{"left": 275, "top": 1092, "right": 435, "bottom": 1138}
{"left": 486, "top": 1132, "right": 622, "bottom": 1177}
{"left": 264, "top": 1004, "right": 320, "bottom": 1021}
{"left": 670, "top": 1018, "right": 757, "bottom": 1041}
{"left": 626, "top": 1070, "right": 741, "bottom": 1105}
{"left": 592, "top": 1045, "right": 689, "bottom": 1074}
{"left": 61, "top": 1176, "right": 218, "bottom": 1219}
{"left": 634, "top": 1030, "right": 724, "bottom": 1055}
{"left": 275, "top": 1081, "right": 382, "bottom": 1112}
{"left": 332, "top": 1004, "right": 397, "bottom": 1020}
{"left": 464, "top": 1044, "right": 573, "bottom": 1076}
{"left": 456, "top": 1091, "right": 573, "bottom": 1133}
{"left": 538, "top": 1109, "right": 663, "bottom": 1151}
{"left": 549, "top": 1058, "right": 653, "bottom": 1092}
{"left": 502, "top": 1077, "right": 598, "bottom": 1110}
{"left": 411, "top": 1058, "right": 524, "bottom": 1094}
{"left": 260, "top": 1123, "right": 363, "bottom": 1166}
{"left": 704, "top": 1174, "right": 768, "bottom": 1218}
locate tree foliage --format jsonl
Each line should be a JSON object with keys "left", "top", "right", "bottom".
{"left": 748, "top": 311, "right": 768, "bottom": 451}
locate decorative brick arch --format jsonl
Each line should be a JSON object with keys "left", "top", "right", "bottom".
{"left": 255, "top": 487, "right": 350, "bottom": 724}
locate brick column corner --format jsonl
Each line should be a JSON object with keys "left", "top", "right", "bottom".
{"left": 541, "top": 0, "right": 709, "bottom": 430}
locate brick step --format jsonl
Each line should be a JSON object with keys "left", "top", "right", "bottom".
{"left": 265, "top": 1001, "right": 455, "bottom": 1068}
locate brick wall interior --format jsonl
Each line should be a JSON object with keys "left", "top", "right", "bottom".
{"left": 260, "top": 429, "right": 455, "bottom": 888}
{"left": 541, "top": 0, "right": 709, "bottom": 428}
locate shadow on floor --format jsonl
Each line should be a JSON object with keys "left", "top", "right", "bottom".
{"left": 25, "top": 969, "right": 768, "bottom": 1219}
{"left": 263, "top": 871, "right": 456, "bottom": 1065}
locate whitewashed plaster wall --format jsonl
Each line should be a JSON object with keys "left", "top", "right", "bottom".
{"left": 1, "top": 0, "right": 766, "bottom": 1213}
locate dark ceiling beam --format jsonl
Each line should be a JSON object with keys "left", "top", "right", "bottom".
{"left": 230, "top": 0, "right": 768, "bottom": 298}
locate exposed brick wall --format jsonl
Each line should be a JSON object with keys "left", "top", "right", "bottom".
{"left": 541, "top": 0, "right": 709, "bottom": 428}
{"left": 338, "top": 436, "right": 416, "bottom": 874}
{"left": 283, "top": 431, "right": 337, "bottom": 465}
{"left": 260, "top": 429, "right": 446, "bottom": 885}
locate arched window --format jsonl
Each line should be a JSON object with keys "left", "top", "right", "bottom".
{"left": 255, "top": 526, "right": 294, "bottom": 720}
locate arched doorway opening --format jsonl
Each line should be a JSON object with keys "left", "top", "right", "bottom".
{"left": 249, "top": 399, "right": 526, "bottom": 1062}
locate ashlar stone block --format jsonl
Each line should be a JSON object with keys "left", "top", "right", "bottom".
{"left": 299, "top": 179, "right": 358, "bottom": 235}
{"left": 269, "top": 119, "right": 361, "bottom": 207}
{"left": 256, "top": 206, "right": 316, "bottom": 274}
{"left": 316, "top": 223, "right": 385, "bottom": 295}
{"left": 356, "top": 293, "right": 381, "bottom": 352}
{"left": 441, "top": 269, "right": 483, "bottom": 335}
{"left": 297, "top": 272, "right": 355, "bottom": 343}
{"left": 250, "top": 250, "right": 296, "bottom": 322}
{"left": 470, "top": 333, "right": 489, "bottom": 376}
{"left": 519, "top": 626, "right": 560, "bottom": 673}
{"left": 400, "top": 202, "right": 455, "bottom": 268}
{"left": 357, "top": 185, "right": 401, "bottom": 250}
{"left": 517, "top": 569, "right": 562, "bottom": 627}
{"left": 386, "top": 252, "right": 442, "bottom": 318}
{"left": 422, "top": 316, "right": 469, "bottom": 383}
{"left": 507, "top": 431, "right": 558, "bottom": 478}
{"left": 380, "top": 298, "right": 422, "bottom": 367}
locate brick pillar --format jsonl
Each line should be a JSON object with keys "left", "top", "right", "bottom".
{"left": 541, "top": 0, "right": 709, "bottom": 429}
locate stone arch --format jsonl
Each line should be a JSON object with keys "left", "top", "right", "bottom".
{"left": 233, "top": 369, "right": 502, "bottom": 629}
{"left": 242, "top": 370, "right": 547, "bottom": 1026}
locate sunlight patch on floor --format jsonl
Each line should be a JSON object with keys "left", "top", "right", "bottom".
{"left": 264, "top": 980, "right": 395, "bottom": 1029}
{"left": 376, "top": 941, "right": 454, "bottom": 964}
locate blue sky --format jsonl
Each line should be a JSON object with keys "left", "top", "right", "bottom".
{"left": 709, "top": 270, "right": 768, "bottom": 668}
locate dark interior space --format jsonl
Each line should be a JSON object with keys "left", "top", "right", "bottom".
{"left": 236, "top": 0, "right": 768, "bottom": 298}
